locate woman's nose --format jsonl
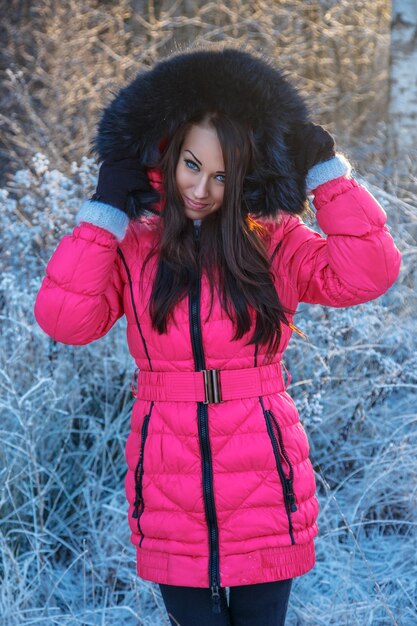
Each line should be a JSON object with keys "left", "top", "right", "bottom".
{"left": 193, "top": 175, "right": 209, "bottom": 199}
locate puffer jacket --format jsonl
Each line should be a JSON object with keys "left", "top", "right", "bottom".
{"left": 34, "top": 175, "right": 401, "bottom": 601}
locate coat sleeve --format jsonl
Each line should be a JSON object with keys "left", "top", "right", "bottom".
{"left": 34, "top": 220, "right": 125, "bottom": 345}
{"left": 274, "top": 176, "right": 402, "bottom": 306}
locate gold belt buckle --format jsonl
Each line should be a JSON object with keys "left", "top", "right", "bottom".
{"left": 202, "top": 369, "right": 223, "bottom": 404}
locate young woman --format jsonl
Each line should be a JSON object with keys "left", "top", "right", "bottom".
{"left": 34, "top": 47, "right": 401, "bottom": 626}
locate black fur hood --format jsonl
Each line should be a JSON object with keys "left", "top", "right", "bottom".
{"left": 94, "top": 45, "right": 310, "bottom": 218}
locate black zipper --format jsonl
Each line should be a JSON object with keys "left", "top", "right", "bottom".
{"left": 260, "top": 400, "right": 297, "bottom": 545}
{"left": 116, "top": 247, "right": 153, "bottom": 370}
{"left": 132, "top": 402, "right": 154, "bottom": 547}
{"left": 189, "top": 222, "right": 222, "bottom": 614}
{"left": 268, "top": 410, "right": 298, "bottom": 514}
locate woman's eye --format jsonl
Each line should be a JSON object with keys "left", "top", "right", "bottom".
{"left": 184, "top": 159, "right": 199, "bottom": 171}
{"left": 184, "top": 158, "right": 224, "bottom": 183}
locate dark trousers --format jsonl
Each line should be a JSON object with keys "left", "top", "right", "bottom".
{"left": 159, "top": 579, "right": 293, "bottom": 626}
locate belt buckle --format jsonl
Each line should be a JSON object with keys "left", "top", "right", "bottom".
{"left": 202, "top": 369, "right": 222, "bottom": 404}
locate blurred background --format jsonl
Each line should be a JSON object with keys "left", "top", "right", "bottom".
{"left": 0, "top": 1, "right": 416, "bottom": 625}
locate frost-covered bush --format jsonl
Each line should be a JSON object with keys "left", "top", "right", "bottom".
{"left": 0, "top": 156, "right": 168, "bottom": 625}
{"left": 0, "top": 156, "right": 416, "bottom": 625}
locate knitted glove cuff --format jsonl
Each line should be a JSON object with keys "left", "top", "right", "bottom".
{"left": 76, "top": 200, "right": 129, "bottom": 241}
{"left": 306, "top": 153, "right": 352, "bottom": 194}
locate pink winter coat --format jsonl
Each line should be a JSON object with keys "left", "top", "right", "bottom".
{"left": 34, "top": 175, "right": 401, "bottom": 594}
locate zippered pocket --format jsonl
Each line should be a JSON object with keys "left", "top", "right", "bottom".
{"left": 267, "top": 409, "right": 297, "bottom": 513}
{"left": 132, "top": 403, "right": 153, "bottom": 546}
{"left": 263, "top": 408, "right": 297, "bottom": 544}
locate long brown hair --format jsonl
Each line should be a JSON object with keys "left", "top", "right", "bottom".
{"left": 140, "top": 113, "right": 295, "bottom": 362}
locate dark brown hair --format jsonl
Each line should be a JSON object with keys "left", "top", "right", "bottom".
{"left": 140, "top": 113, "right": 295, "bottom": 363}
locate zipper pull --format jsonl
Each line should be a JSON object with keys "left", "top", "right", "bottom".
{"left": 132, "top": 496, "right": 142, "bottom": 518}
{"left": 211, "top": 584, "right": 221, "bottom": 614}
{"left": 285, "top": 479, "right": 298, "bottom": 512}
{"left": 193, "top": 221, "right": 202, "bottom": 248}
{"left": 288, "top": 495, "right": 298, "bottom": 513}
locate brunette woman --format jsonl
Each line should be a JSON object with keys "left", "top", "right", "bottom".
{"left": 34, "top": 47, "right": 401, "bottom": 626}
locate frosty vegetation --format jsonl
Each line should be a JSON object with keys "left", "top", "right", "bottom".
{"left": 1, "top": 0, "right": 416, "bottom": 624}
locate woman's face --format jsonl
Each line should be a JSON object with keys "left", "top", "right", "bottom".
{"left": 175, "top": 124, "right": 225, "bottom": 220}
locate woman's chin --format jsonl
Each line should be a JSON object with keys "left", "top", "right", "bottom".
{"left": 183, "top": 205, "right": 221, "bottom": 220}
{"left": 184, "top": 206, "right": 207, "bottom": 220}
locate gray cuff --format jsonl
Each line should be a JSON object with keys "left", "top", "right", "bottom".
{"left": 306, "top": 153, "right": 352, "bottom": 194}
{"left": 76, "top": 200, "right": 129, "bottom": 241}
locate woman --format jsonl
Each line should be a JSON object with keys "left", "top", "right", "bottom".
{"left": 34, "top": 47, "right": 401, "bottom": 625}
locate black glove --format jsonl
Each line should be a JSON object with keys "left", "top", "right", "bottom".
{"left": 92, "top": 150, "right": 159, "bottom": 218}
{"left": 287, "top": 123, "right": 336, "bottom": 176}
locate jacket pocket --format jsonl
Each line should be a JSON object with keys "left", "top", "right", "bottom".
{"left": 132, "top": 402, "right": 154, "bottom": 547}
{"left": 263, "top": 408, "right": 297, "bottom": 544}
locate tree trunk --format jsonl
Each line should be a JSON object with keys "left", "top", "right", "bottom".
{"left": 389, "top": 0, "right": 417, "bottom": 159}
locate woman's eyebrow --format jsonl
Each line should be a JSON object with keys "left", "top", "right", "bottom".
{"left": 184, "top": 149, "right": 202, "bottom": 165}
{"left": 184, "top": 149, "right": 225, "bottom": 174}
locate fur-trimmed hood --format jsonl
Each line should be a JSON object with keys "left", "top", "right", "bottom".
{"left": 93, "top": 45, "right": 310, "bottom": 218}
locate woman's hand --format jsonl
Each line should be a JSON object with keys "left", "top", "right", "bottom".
{"left": 288, "top": 123, "right": 336, "bottom": 176}
{"left": 92, "top": 150, "right": 159, "bottom": 218}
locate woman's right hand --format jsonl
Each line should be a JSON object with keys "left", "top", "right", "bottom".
{"left": 92, "top": 150, "right": 158, "bottom": 218}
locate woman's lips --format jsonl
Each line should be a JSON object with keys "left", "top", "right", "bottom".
{"left": 184, "top": 196, "right": 209, "bottom": 210}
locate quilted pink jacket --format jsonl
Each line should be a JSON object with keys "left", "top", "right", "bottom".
{"left": 34, "top": 175, "right": 401, "bottom": 598}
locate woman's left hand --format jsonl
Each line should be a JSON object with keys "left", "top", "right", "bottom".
{"left": 287, "top": 123, "right": 336, "bottom": 175}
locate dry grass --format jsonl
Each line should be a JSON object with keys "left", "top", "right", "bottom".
{"left": 1, "top": 0, "right": 390, "bottom": 180}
